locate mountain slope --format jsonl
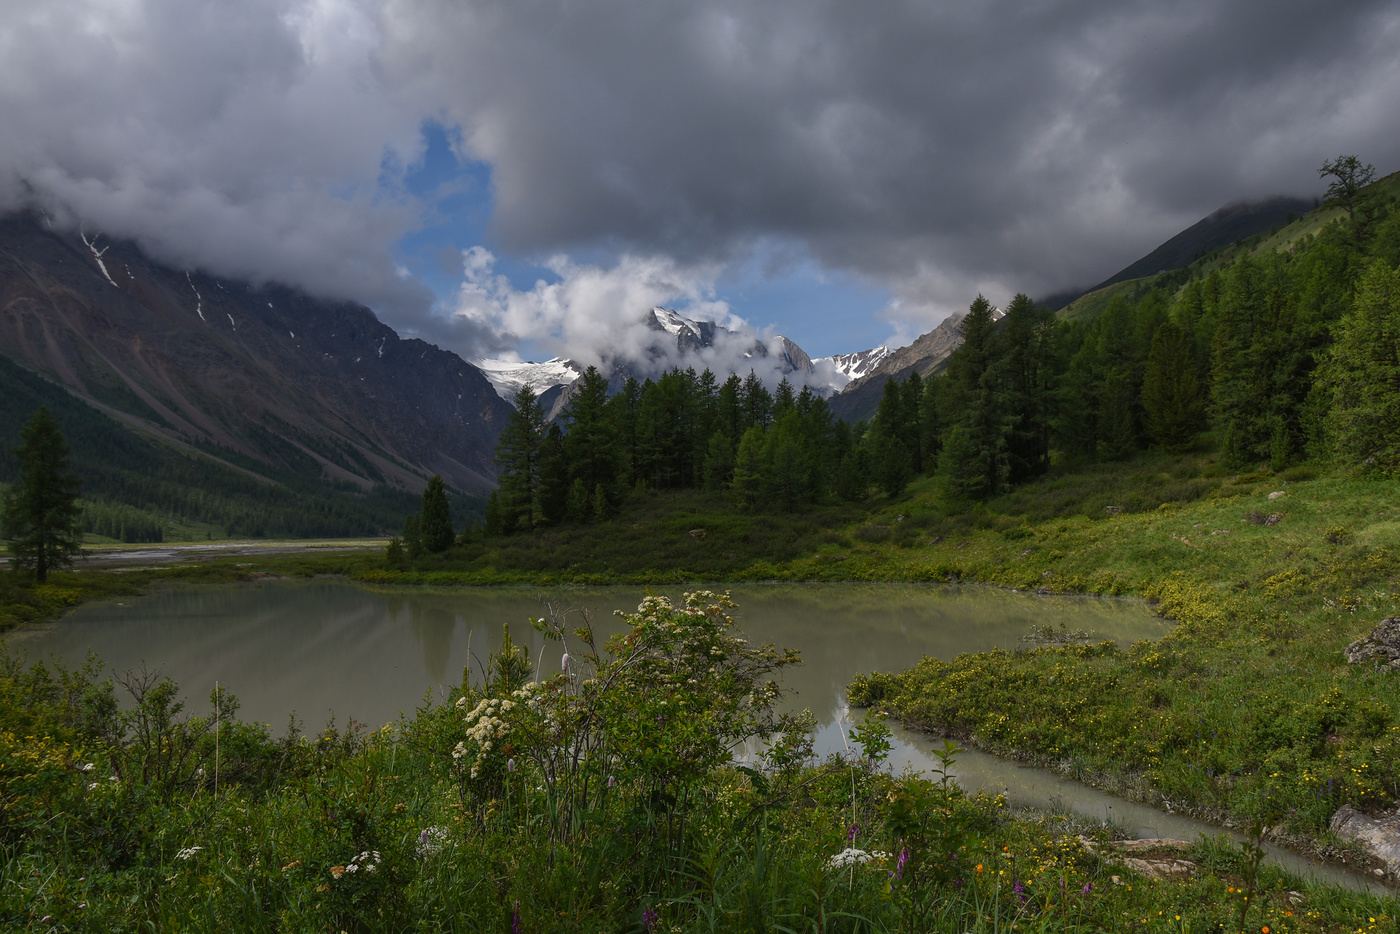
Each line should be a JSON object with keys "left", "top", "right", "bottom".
{"left": 1044, "top": 196, "right": 1313, "bottom": 313}
{"left": 0, "top": 212, "right": 512, "bottom": 507}
{"left": 829, "top": 312, "right": 983, "bottom": 422}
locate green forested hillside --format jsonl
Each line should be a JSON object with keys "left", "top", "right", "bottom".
{"left": 0, "top": 353, "right": 473, "bottom": 539}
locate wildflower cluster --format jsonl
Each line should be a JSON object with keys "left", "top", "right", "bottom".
{"left": 329, "top": 850, "right": 381, "bottom": 879}
{"left": 828, "top": 847, "right": 891, "bottom": 868}
{"left": 453, "top": 695, "right": 518, "bottom": 779}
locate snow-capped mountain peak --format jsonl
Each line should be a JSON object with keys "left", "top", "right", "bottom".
{"left": 818, "top": 346, "right": 891, "bottom": 383}
{"left": 472, "top": 356, "right": 582, "bottom": 400}
{"left": 648, "top": 306, "right": 703, "bottom": 341}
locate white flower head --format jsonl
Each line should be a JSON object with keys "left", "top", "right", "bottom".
{"left": 175, "top": 846, "right": 204, "bottom": 861}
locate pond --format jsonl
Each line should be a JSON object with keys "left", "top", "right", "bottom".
{"left": 6, "top": 579, "right": 1374, "bottom": 889}
{"left": 8, "top": 580, "right": 1165, "bottom": 734}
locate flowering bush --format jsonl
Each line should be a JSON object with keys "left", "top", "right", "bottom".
{"left": 445, "top": 591, "right": 800, "bottom": 843}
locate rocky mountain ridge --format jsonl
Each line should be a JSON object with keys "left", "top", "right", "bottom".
{"left": 0, "top": 212, "right": 512, "bottom": 494}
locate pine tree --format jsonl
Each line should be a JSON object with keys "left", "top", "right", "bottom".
{"left": 561, "top": 366, "right": 619, "bottom": 503}
{"left": 940, "top": 295, "right": 1007, "bottom": 497}
{"left": 537, "top": 424, "right": 569, "bottom": 525}
{"left": 729, "top": 426, "right": 767, "bottom": 512}
{"left": 1096, "top": 367, "right": 1138, "bottom": 460}
{"left": 998, "top": 293, "right": 1056, "bottom": 482}
{"left": 495, "top": 385, "right": 546, "bottom": 531}
{"left": 1, "top": 407, "right": 83, "bottom": 581}
{"left": 419, "top": 475, "right": 455, "bottom": 553}
{"left": 1141, "top": 322, "right": 1204, "bottom": 452}
{"left": 702, "top": 430, "right": 734, "bottom": 493}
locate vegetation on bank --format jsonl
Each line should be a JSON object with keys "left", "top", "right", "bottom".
{"left": 4, "top": 591, "right": 1398, "bottom": 932}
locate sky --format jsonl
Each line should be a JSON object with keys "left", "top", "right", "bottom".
{"left": 1, "top": 0, "right": 1397, "bottom": 367}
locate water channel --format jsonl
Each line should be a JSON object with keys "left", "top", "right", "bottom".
{"left": 5, "top": 579, "right": 1377, "bottom": 890}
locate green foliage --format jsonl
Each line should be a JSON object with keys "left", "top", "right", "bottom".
{"left": 1322, "top": 259, "right": 1400, "bottom": 470}
{"left": 2, "top": 407, "right": 83, "bottom": 582}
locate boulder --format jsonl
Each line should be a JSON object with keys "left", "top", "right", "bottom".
{"left": 1329, "top": 804, "right": 1400, "bottom": 875}
{"left": 1343, "top": 618, "right": 1400, "bottom": 671}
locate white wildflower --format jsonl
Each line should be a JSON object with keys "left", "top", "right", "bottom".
{"left": 175, "top": 846, "right": 204, "bottom": 861}
{"left": 828, "top": 847, "right": 878, "bottom": 868}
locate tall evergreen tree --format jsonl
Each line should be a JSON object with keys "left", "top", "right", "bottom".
{"left": 419, "top": 474, "right": 455, "bottom": 553}
{"left": 998, "top": 293, "right": 1056, "bottom": 482}
{"left": 561, "top": 366, "right": 619, "bottom": 507}
{"left": 2, "top": 407, "right": 83, "bottom": 582}
{"left": 495, "top": 386, "right": 546, "bottom": 531}
{"left": 940, "top": 295, "right": 1006, "bottom": 497}
{"left": 1141, "top": 322, "right": 1205, "bottom": 452}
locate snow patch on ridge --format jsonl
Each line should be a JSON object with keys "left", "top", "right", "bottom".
{"left": 186, "top": 272, "right": 205, "bottom": 321}
{"left": 81, "top": 231, "right": 119, "bottom": 288}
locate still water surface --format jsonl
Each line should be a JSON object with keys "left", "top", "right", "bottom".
{"left": 7, "top": 580, "right": 1373, "bottom": 889}
{"left": 11, "top": 580, "right": 1164, "bottom": 732}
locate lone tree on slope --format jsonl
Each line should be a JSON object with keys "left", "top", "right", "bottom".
{"left": 2, "top": 407, "right": 83, "bottom": 582}
{"left": 1319, "top": 154, "right": 1377, "bottom": 247}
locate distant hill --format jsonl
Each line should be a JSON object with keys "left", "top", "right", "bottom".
{"left": 0, "top": 212, "right": 511, "bottom": 536}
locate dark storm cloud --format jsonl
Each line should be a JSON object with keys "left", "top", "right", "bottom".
{"left": 401, "top": 0, "right": 1399, "bottom": 322}
{"left": 2, "top": 0, "right": 1396, "bottom": 350}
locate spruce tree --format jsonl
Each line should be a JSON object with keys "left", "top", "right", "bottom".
{"left": 1141, "top": 322, "right": 1204, "bottom": 452}
{"left": 419, "top": 474, "right": 455, "bottom": 553}
{"left": 562, "top": 366, "right": 619, "bottom": 502}
{"left": 1, "top": 407, "right": 83, "bottom": 582}
{"left": 495, "top": 385, "right": 546, "bottom": 531}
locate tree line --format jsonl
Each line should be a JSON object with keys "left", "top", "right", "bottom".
{"left": 478, "top": 156, "right": 1399, "bottom": 535}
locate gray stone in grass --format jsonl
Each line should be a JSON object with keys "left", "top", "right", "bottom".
{"left": 1343, "top": 618, "right": 1400, "bottom": 672}
{"left": 1330, "top": 804, "right": 1400, "bottom": 876}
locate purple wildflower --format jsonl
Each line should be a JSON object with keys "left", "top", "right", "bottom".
{"left": 507, "top": 757, "right": 516, "bottom": 773}
{"left": 1081, "top": 882, "right": 1092, "bottom": 895}
{"left": 642, "top": 907, "right": 659, "bottom": 933}
{"left": 847, "top": 822, "right": 859, "bottom": 843}
{"left": 1013, "top": 880, "right": 1027, "bottom": 903}
{"left": 511, "top": 901, "right": 522, "bottom": 934}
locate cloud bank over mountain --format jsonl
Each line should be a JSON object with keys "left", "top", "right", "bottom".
{"left": 2, "top": 0, "right": 1397, "bottom": 356}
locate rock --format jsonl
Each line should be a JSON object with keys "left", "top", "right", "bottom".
{"left": 688, "top": 528, "right": 707, "bottom": 541}
{"left": 1268, "top": 490, "right": 1286, "bottom": 500}
{"left": 1105, "top": 506, "right": 1122, "bottom": 516}
{"left": 1111, "top": 838, "right": 1192, "bottom": 852}
{"left": 1083, "top": 838, "right": 1196, "bottom": 880}
{"left": 1330, "top": 804, "right": 1400, "bottom": 874}
{"left": 1343, "top": 618, "right": 1400, "bottom": 671}
{"left": 1121, "top": 857, "right": 1196, "bottom": 879}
